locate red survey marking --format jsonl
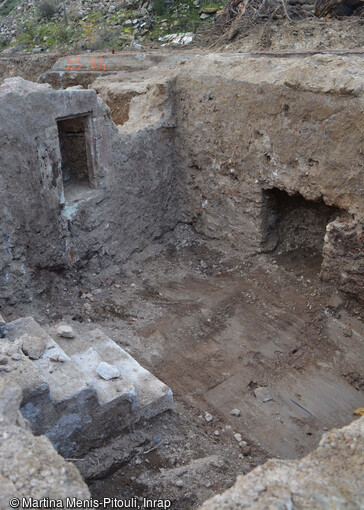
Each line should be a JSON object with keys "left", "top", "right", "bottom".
{"left": 67, "top": 57, "right": 81, "bottom": 71}
{"left": 89, "top": 57, "right": 106, "bottom": 71}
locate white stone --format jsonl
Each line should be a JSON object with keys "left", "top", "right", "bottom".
{"left": 231, "top": 408, "right": 241, "bottom": 417}
{"left": 234, "top": 433, "right": 242, "bottom": 443}
{"left": 96, "top": 361, "right": 120, "bottom": 380}
{"left": 57, "top": 325, "right": 75, "bottom": 339}
{"left": 21, "top": 334, "right": 46, "bottom": 360}
{"left": 254, "top": 387, "right": 273, "bottom": 402}
{"left": 205, "top": 412, "right": 213, "bottom": 422}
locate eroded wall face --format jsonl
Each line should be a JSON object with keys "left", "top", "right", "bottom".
{"left": 0, "top": 78, "right": 182, "bottom": 303}
{"left": 172, "top": 56, "right": 363, "bottom": 296}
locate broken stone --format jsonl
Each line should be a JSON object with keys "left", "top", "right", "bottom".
{"left": 343, "top": 327, "right": 352, "bottom": 337}
{"left": 175, "top": 479, "right": 184, "bottom": 487}
{"left": 49, "top": 353, "right": 68, "bottom": 363}
{"left": 0, "top": 357, "right": 8, "bottom": 365}
{"left": 234, "top": 433, "right": 243, "bottom": 443}
{"left": 57, "top": 325, "right": 75, "bottom": 339}
{"left": 0, "top": 314, "right": 5, "bottom": 326}
{"left": 11, "top": 353, "right": 22, "bottom": 361}
{"left": 21, "top": 334, "right": 46, "bottom": 360}
{"left": 241, "top": 444, "right": 251, "bottom": 456}
{"left": 214, "top": 430, "right": 220, "bottom": 436}
{"left": 205, "top": 412, "right": 213, "bottom": 422}
{"left": 254, "top": 387, "right": 273, "bottom": 402}
{"left": 0, "top": 366, "right": 12, "bottom": 373}
{"left": 96, "top": 361, "right": 120, "bottom": 380}
{"left": 0, "top": 379, "right": 22, "bottom": 424}
{"left": 231, "top": 408, "right": 241, "bottom": 417}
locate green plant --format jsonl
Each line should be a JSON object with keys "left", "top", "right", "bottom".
{"left": 37, "top": 0, "right": 58, "bottom": 21}
{"left": 152, "top": 0, "right": 167, "bottom": 15}
{"left": 0, "top": 0, "right": 20, "bottom": 16}
{"left": 0, "top": 34, "right": 10, "bottom": 48}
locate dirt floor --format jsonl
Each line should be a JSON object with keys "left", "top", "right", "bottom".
{"left": 2, "top": 224, "right": 363, "bottom": 508}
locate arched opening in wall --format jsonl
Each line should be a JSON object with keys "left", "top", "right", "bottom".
{"left": 57, "top": 113, "right": 95, "bottom": 199}
{"left": 261, "top": 188, "right": 341, "bottom": 277}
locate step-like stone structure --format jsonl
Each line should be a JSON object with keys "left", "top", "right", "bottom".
{"left": 1, "top": 316, "right": 173, "bottom": 457}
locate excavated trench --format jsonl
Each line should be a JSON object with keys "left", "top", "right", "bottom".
{"left": 0, "top": 51, "right": 363, "bottom": 508}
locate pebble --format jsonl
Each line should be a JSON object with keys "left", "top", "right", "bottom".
{"left": 343, "top": 326, "right": 352, "bottom": 337}
{"left": 57, "top": 325, "right": 75, "bottom": 339}
{"left": 231, "top": 408, "right": 241, "bottom": 417}
{"left": 21, "top": 334, "right": 46, "bottom": 360}
{"left": 0, "top": 366, "right": 12, "bottom": 372}
{"left": 214, "top": 430, "right": 220, "bottom": 436}
{"left": 50, "top": 353, "right": 68, "bottom": 363}
{"left": 241, "top": 444, "right": 251, "bottom": 456}
{"left": 11, "top": 353, "right": 22, "bottom": 361}
{"left": 96, "top": 361, "right": 120, "bottom": 380}
{"left": 254, "top": 387, "right": 273, "bottom": 403}
{"left": 175, "top": 479, "right": 184, "bottom": 487}
{"left": 0, "top": 357, "right": 8, "bottom": 365}
{"left": 205, "top": 412, "right": 213, "bottom": 422}
{"left": 234, "top": 433, "right": 242, "bottom": 443}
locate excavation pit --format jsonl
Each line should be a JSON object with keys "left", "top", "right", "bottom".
{"left": 0, "top": 53, "right": 363, "bottom": 509}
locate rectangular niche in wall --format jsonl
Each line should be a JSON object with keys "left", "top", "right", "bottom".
{"left": 57, "top": 114, "right": 96, "bottom": 198}
{"left": 261, "top": 188, "right": 341, "bottom": 276}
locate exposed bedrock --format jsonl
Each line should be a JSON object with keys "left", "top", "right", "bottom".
{"left": 200, "top": 416, "right": 364, "bottom": 510}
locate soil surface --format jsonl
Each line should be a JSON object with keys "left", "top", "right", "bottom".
{"left": 1, "top": 18, "right": 363, "bottom": 505}
{"left": 3, "top": 225, "right": 363, "bottom": 509}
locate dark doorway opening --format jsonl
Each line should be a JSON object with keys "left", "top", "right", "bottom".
{"left": 261, "top": 188, "right": 341, "bottom": 276}
{"left": 57, "top": 114, "right": 94, "bottom": 198}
